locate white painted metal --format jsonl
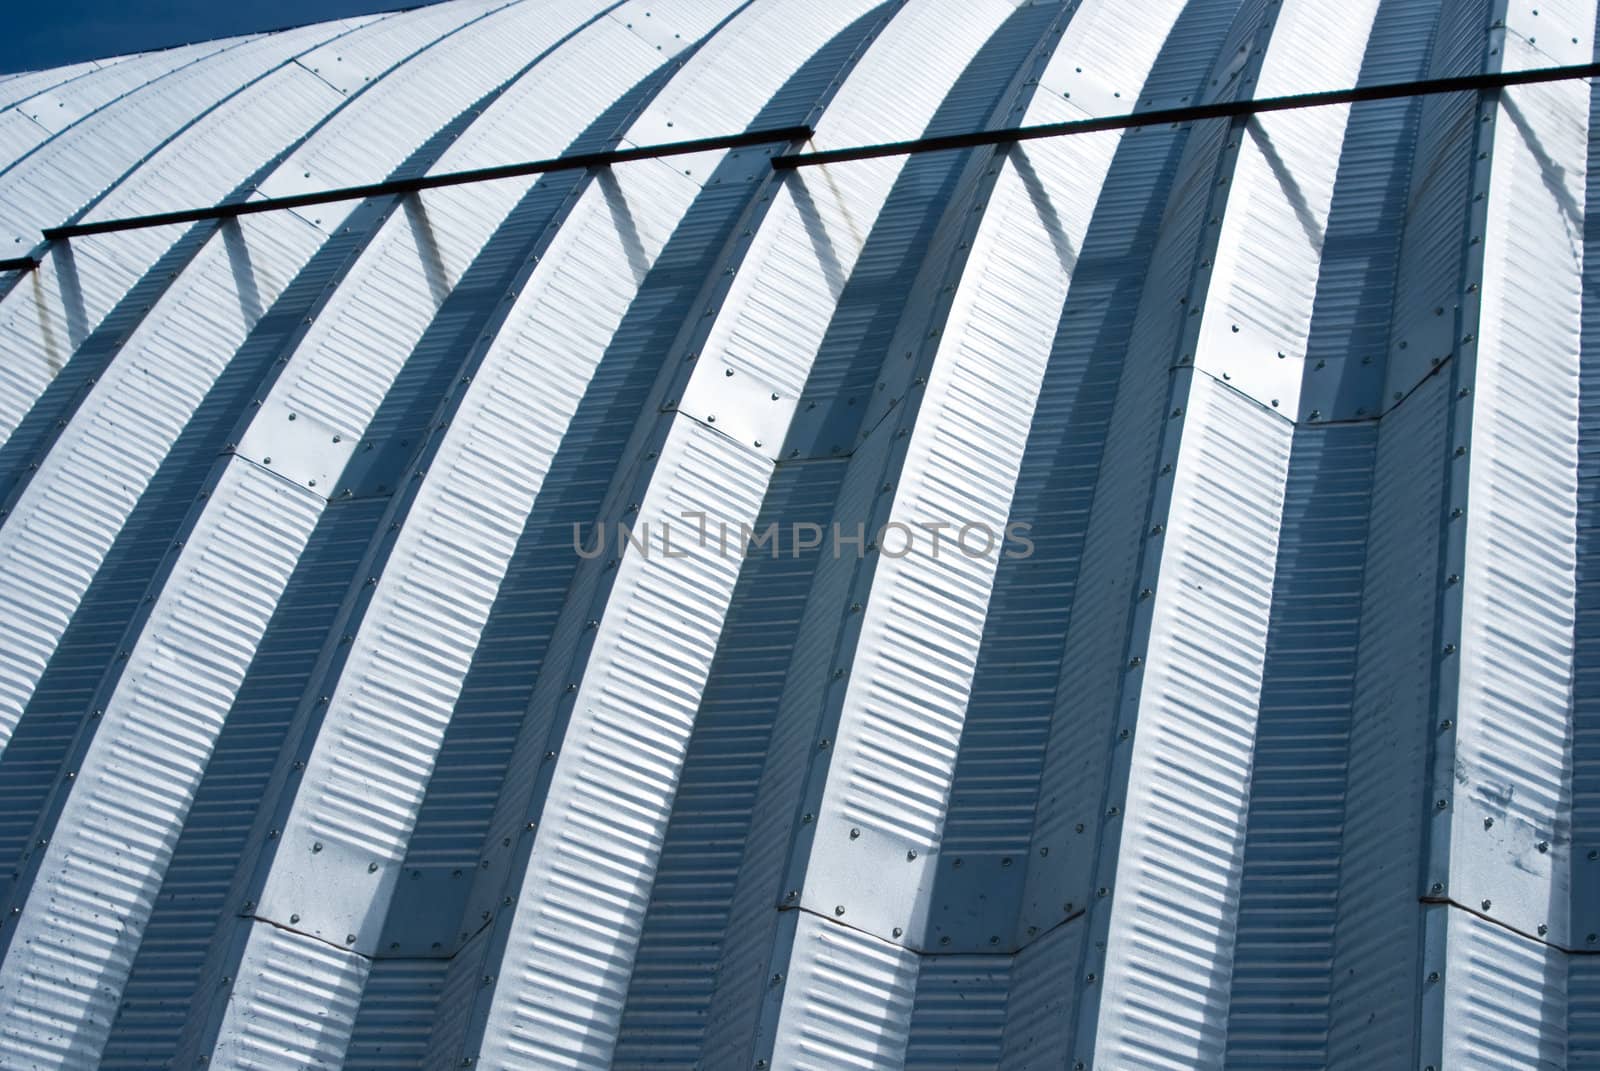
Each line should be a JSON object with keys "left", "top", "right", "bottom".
{"left": 0, "top": 1, "right": 1596, "bottom": 1068}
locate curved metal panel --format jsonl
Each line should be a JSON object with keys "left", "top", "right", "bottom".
{"left": 0, "top": 1, "right": 1596, "bottom": 1067}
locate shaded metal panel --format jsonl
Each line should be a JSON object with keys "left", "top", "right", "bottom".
{"left": 1297, "top": 0, "right": 1439, "bottom": 423}
{"left": 0, "top": 0, "right": 593, "bottom": 468}
{"left": 795, "top": 117, "right": 1133, "bottom": 951}
{"left": 1088, "top": 374, "right": 1292, "bottom": 1070}
{"left": 471, "top": 419, "right": 771, "bottom": 1069}
{"left": 444, "top": 4, "right": 1030, "bottom": 1062}
{"left": 0, "top": 210, "right": 322, "bottom": 750}
{"left": 204, "top": 921, "right": 368, "bottom": 1071}
{"left": 1323, "top": 371, "right": 1451, "bottom": 1069}
{"left": 0, "top": 56, "right": 133, "bottom": 114}
{"left": 0, "top": 1, "right": 1598, "bottom": 1065}
{"left": 0, "top": 23, "right": 359, "bottom": 244}
{"left": 1382, "top": 0, "right": 1492, "bottom": 408}
{"left": 1440, "top": 906, "right": 1570, "bottom": 1066}
{"left": 1446, "top": 67, "right": 1589, "bottom": 946}
{"left": 0, "top": 27, "right": 653, "bottom": 1028}
{"left": 996, "top": 916, "right": 1088, "bottom": 1069}
{"left": 0, "top": 38, "right": 267, "bottom": 187}
{"left": 1223, "top": 4, "right": 1440, "bottom": 1063}
{"left": 195, "top": 34, "right": 726, "bottom": 1071}
{"left": 102, "top": 495, "right": 388, "bottom": 1067}
{"left": 0, "top": 461, "right": 323, "bottom": 1069}
{"left": 1576, "top": 15, "right": 1600, "bottom": 996}
{"left": 764, "top": 910, "right": 922, "bottom": 1071}
{"left": 1191, "top": 2, "right": 1383, "bottom": 416}
{"left": 250, "top": 150, "right": 700, "bottom": 949}
{"left": 903, "top": 952, "right": 1014, "bottom": 1069}
{"left": 1223, "top": 424, "right": 1379, "bottom": 1069}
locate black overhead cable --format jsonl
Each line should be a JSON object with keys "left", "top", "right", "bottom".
{"left": 1, "top": 58, "right": 1598, "bottom": 275}
{"left": 2, "top": 124, "right": 814, "bottom": 265}
{"left": 36, "top": 124, "right": 816, "bottom": 243}
{"left": 773, "top": 58, "right": 1600, "bottom": 167}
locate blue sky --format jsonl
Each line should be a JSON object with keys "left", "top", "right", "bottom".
{"left": 1, "top": 1, "right": 445, "bottom": 75}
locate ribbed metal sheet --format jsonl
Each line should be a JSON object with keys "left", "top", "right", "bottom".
{"left": 1, "top": 0, "right": 1598, "bottom": 1067}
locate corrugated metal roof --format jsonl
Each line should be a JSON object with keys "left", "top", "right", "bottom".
{"left": 0, "top": 0, "right": 1596, "bottom": 1066}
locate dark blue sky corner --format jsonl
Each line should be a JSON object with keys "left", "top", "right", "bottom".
{"left": 0, "top": 0, "right": 445, "bottom": 76}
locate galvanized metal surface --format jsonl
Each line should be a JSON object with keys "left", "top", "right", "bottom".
{"left": 0, "top": 0, "right": 1597, "bottom": 1067}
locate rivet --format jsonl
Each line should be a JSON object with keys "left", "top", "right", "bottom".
{"left": 906, "top": 850, "right": 917, "bottom": 860}
{"left": 893, "top": 927, "right": 904, "bottom": 938}
{"left": 346, "top": 933, "right": 356, "bottom": 944}
{"left": 1481, "top": 899, "right": 1492, "bottom": 911}
{"left": 290, "top": 914, "right": 300, "bottom": 924}
{"left": 834, "top": 905, "right": 845, "bottom": 916}
{"left": 312, "top": 842, "right": 322, "bottom": 853}
{"left": 1539, "top": 924, "right": 1549, "bottom": 936}
{"left": 1537, "top": 841, "right": 1548, "bottom": 853}
{"left": 368, "top": 862, "right": 378, "bottom": 873}
{"left": 849, "top": 828, "right": 860, "bottom": 839}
